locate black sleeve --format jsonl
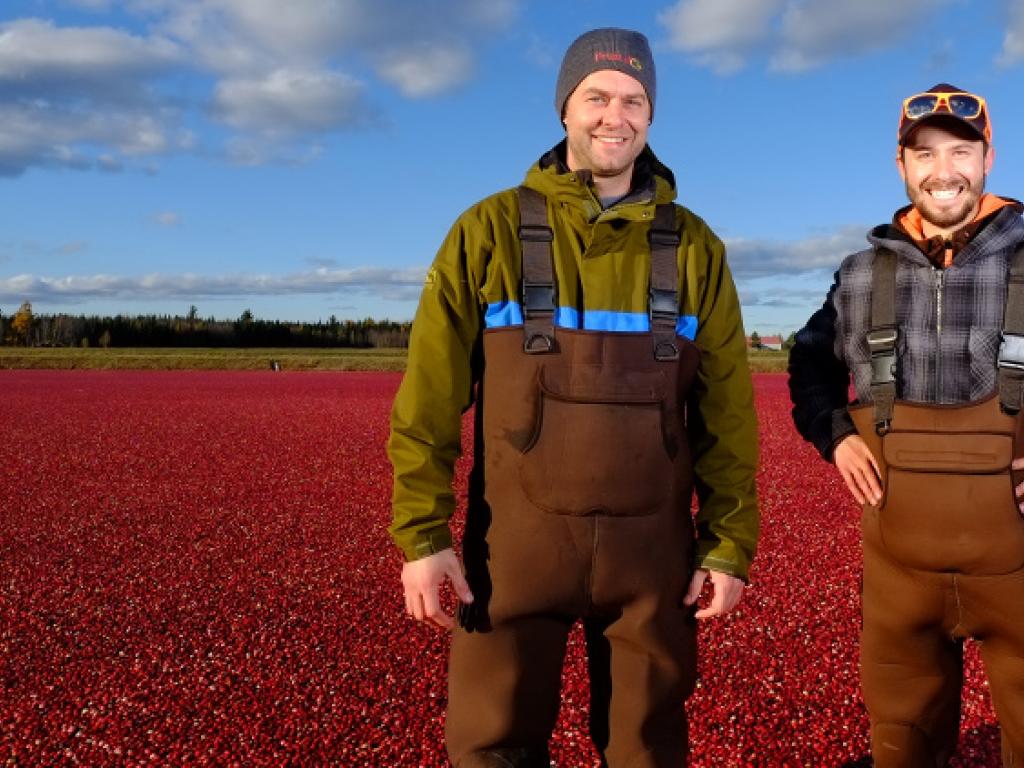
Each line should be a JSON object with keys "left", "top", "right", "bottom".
{"left": 787, "top": 277, "right": 856, "bottom": 461}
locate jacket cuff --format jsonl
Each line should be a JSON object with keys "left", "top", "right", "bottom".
{"left": 695, "top": 543, "right": 750, "bottom": 583}
{"left": 826, "top": 408, "right": 857, "bottom": 461}
{"left": 400, "top": 525, "right": 454, "bottom": 562}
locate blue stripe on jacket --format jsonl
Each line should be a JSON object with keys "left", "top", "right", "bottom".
{"left": 484, "top": 301, "right": 698, "bottom": 340}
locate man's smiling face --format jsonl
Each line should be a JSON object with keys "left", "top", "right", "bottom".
{"left": 562, "top": 69, "right": 650, "bottom": 196}
{"left": 898, "top": 122, "right": 994, "bottom": 237}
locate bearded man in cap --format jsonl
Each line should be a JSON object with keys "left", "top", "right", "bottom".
{"left": 790, "top": 85, "right": 1024, "bottom": 766}
{"left": 388, "top": 28, "right": 759, "bottom": 767}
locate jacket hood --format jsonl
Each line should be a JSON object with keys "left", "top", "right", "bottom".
{"left": 521, "top": 140, "right": 677, "bottom": 219}
{"left": 868, "top": 196, "right": 1024, "bottom": 268}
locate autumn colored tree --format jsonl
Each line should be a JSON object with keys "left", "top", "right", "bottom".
{"left": 11, "top": 301, "right": 33, "bottom": 346}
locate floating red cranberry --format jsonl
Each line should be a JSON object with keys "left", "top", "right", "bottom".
{"left": 0, "top": 372, "right": 1002, "bottom": 766}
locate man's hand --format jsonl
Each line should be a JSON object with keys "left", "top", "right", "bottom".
{"left": 683, "top": 569, "right": 744, "bottom": 619}
{"left": 1012, "top": 458, "right": 1024, "bottom": 515}
{"left": 401, "top": 548, "right": 474, "bottom": 631}
{"left": 833, "top": 434, "right": 882, "bottom": 506}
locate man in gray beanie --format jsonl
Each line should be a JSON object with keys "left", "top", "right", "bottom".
{"left": 389, "top": 26, "right": 758, "bottom": 768}
{"left": 555, "top": 28, "right": 657, "bottom": 119}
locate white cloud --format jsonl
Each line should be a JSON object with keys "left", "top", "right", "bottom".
{"left": 152, "top": 0, "right": 358, "bottom": 75}
{"left": 213, "top": 68, "right": 369, "bottom": 136}
{"left": 0, "top": 19, "right": 190, "bottom": 175}
{"left": 375, "top": 44, "right": 474, "bottom": 98}
{"left": 0, "top": 265, "right": 428, "bottom": 303}
{"left": 0, "top": 102, "right": 193, "bottom": 176}
{"left": 660, "top": 0, "right": 955, "bottom": 74}
{"left": 0, "top": 18, "right": 181, "bottom": 86}
{"left": 660, "top": 0, "right": 783, "bottom": 72}
{"left": 0, "top": 1, "right": 519, "bottom": 174}
{"left": 772, "top": 0, "right": 952, "bottom": 72}
{"left": 740, "top": 285, "right": 833, "bottom": 309}
{"left": 998, "top": 0, "right": 1024, "bottom": 66}
{"left": 8, "top": 108, "right": 194, "bottom": 173}
{"left": 724, "top": 226, "right": 868, "bottom": 279}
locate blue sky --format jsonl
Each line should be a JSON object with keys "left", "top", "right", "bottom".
{"left": 1, "top": 0, "right": 1023, "bottom": 335}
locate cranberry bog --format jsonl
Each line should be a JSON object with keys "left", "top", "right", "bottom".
{"left": 0, "top": 371, "right": 1002, "bottom": 766}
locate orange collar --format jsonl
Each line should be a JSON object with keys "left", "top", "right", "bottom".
{"left": 898, "top": 194, "right": 1015, "bottom": 267}
{"left": 899, "top": 193, "right": 1010, "bottom": 242}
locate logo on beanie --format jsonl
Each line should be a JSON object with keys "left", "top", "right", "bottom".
{"left": 593, "top": 51, "right": 644, "bottom": 71}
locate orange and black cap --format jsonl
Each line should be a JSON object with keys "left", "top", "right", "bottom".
{"left": 898, "top": 82, "right": 992, "bottom": 146}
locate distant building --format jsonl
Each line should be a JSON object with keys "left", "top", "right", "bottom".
{"left": 746, "top": 334, "right": 784, "bottom": 350}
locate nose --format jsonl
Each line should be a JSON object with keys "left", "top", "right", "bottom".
{"left": 601, "top": 98, "right": 625, "bottom": 127}
{"left": 933, "top": 150, "right": 955, "bottom": 178}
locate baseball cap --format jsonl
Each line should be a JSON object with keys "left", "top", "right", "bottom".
{"left": 898, "top": 83, "right": 992, "bottom": 146}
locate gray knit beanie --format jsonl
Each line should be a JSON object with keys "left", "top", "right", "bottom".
{"left": 555, "top": 28, "right": 656, "bottom": 121}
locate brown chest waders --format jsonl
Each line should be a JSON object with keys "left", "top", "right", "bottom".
{"left": 849, "top": 247, "right": 1024, "bottom": 767}
{"left": 445, "top": 187, "right": 702, "bottom": 768}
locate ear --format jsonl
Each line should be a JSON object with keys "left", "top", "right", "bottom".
{"left": 984, "top": 144, "right": 995, "bottom": 174}
{"left": 895, "top": 148, "right": 907, "bottom": 182}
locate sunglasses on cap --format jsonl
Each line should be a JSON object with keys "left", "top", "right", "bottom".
{"left": 902, "top": 90, "right": 987, "bottom": 121}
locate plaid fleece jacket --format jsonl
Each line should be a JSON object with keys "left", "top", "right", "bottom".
{"left": 789, "top": 203, "right": 1024, "bottom": 460}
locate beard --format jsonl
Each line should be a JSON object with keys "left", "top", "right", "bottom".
{"left": 567, "top": 136, "right": 634, "bottom": 178}
{"left": 905, "top": 174, "right": 986, "bottom": 232}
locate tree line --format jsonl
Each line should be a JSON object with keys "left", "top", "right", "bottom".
{"left": 0, "top": 303, "right": 412, "bottom": 348}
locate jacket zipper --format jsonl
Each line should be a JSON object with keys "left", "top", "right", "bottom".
{"left": 934, "top": 266, "right": 944, "bottom": 399}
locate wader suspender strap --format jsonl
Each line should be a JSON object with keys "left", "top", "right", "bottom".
{"left": 868, "top": 248, "right": 898, "bottom": 433}
{"left": 515, "top": 188, "right": 680, "bottom": 360}
{"left": 649, "top": 204, "right": 681, "bottom": 362}
{"left": 997, "top": 243, "right": 1024, "bottom": 413}
{"left": 517, "top": 186, "right": 556, "bottom": 353}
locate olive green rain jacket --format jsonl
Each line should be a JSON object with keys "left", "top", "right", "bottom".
{"left": 387, "top": 142, "right": 760, "bottom": 580}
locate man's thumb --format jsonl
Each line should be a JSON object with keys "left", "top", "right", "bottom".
{"left": 450, "top": 567, "right": 474, "bottom": 604}
{"left": 683, "top": 570, "right": 706, "bottom": 606}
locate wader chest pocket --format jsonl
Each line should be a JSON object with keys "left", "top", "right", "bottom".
{"left": 518, "top": 365, "right": 678, "bottom": 516}
{"left": 882, "top": 432, "right": 1011, "bottom": 473}
{"left": 879, "top": 431, "right": 1024, "bottom": 574}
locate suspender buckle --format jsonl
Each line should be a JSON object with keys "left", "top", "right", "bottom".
{"left": 522, "top": 281, "right": 555, "bottom": 314}
{"left": 517, "top": 225, "right": 553, "bottom": 243}
{"left": 870, "top": 353, "right": 896, "bottom": 385}
{"left": 866, "top": 327, "right": 897, "bottom": 385}
{"left": 648, "top": 229, "right": 680, "bottom": 247}
{"left": 650, "top": 287, "right": 679, "bottom": 361}
{"left": 649, "top": 287, "right": 677, "bottom": 321}
{"left": 866, "top": 327, "right": 897, "bottom": 349}
{"left": 998, "top": 332, "right": 1024, "bottom": 371}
